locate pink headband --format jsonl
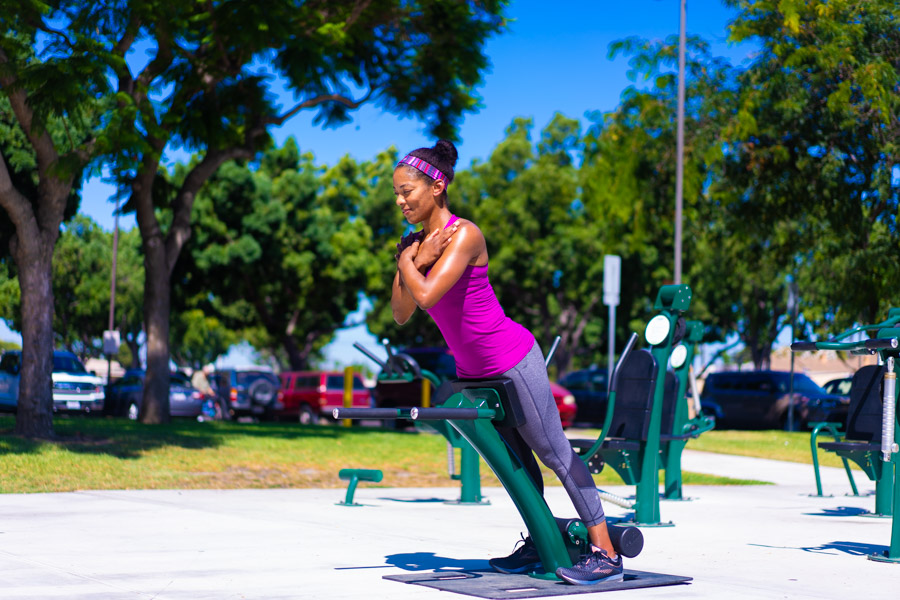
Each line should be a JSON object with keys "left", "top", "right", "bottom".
{"left": 397, "top": 154, "right": 447, "bottom": 182}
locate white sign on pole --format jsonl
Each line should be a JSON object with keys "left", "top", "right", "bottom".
{"left": 103, "top": 330, "right": 120, "bottom": 355}
{"left": 603, "top": 255, "right": 621, "bottom": 306}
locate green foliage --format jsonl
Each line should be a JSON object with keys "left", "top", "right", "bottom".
{"left": 173, "top": 139, "right": 374, "bottom": 370}
{"left": 170, "top": 308, "right": 236, "bottom": 369}
{"left": 0, "top": 215, "right": 144, "bottom": 360}
{"left": 717, "top": 0, "right": 900, "bottom": 343}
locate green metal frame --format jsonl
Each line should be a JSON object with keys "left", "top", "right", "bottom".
{"left": 337, "top": 468, "right": 383, "bottom": 506}
{"left": 661, "top": 320, "right": 716, "bottom": 500}
{"left": 808, "top": 421, "right": 858, "bottom": 497}
{"left": 794, "top": 320, "right": 900, "bottom": 562}
{"left": 575, "top": 285, "right": 693, "bottom": 526}
{"left": 377, "top": 366, "right": 488, "bottom": 505}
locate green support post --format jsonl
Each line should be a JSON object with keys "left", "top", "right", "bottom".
{"left": 633, "top": 284, "right": 692, "bottom": 526}
{"left": 441, "top": 391, "right": 581, "bottom": 577}
{"left": 662, "top": 320, "right": 703, "bottom": 500}
{"left": 870, "top": 327, "right": 900, "bottom": 562}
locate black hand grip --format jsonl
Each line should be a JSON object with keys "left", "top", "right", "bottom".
{"left": 410, "top": 407, "right": 492, "bottom": 420}
{"left": 791, "top": 341, "right": 818, "bottom": 352}
{"left": 865, "top": 338, "right": 899, "bottom": 350}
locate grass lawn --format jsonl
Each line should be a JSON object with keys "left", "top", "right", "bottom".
{"left": 0, "top": 416, "right": 826, "bottom": 494}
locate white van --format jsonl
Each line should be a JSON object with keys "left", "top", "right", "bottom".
{"left": 0, "top": 350, "right": 105, "bottom": 414}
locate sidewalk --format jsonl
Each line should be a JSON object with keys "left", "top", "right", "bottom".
{"left": 0, "top": 452, "right": 895, "bottom": 599}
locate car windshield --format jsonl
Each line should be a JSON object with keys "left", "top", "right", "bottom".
{"left": 235, "top": 371, "right": 278, "bottom": 386}
{"left": 53, "top": 354, "right": 87, "bottom": 374}
{"left": 403, "top": 349, "right": 457, "bottom": 379}
{"left": 171, "top": 372, "right": 191, "bottom": 386}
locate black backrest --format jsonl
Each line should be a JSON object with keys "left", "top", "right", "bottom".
{"left": 845, "top": 364, "right": 884, "bottom": 443}
{"left": 606, "top": 349, "right": 658, "bottom": 441}
{"left": 660, "top": 371, "right": 680, "bottom": 436}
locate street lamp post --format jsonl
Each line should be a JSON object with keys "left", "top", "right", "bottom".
{"left": 674, "top": 0, "right": 686, "bottom": 285}
{"left": 106, "top": 197, "right": 120, "bottom": 384}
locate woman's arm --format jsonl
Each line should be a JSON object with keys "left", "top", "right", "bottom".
{"left": 391, "top": 270, "right": 418, "bottom": 325}
{"left": 397, "top": 222, "right": 484, "bottom": 310}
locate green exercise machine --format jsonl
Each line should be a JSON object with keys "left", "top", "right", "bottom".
{"left": 792, "top": 315, "right": 900, "bottom": 563}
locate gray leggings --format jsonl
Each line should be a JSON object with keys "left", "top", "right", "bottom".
{"left": 500, "top": 341, "right": 606, "bottom": 527}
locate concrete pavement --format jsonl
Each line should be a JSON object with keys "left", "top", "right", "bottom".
{"left": 0, "top": 450, "right": 896, "bottom": 599}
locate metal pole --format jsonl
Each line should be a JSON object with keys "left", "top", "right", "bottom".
{"left": 608, "top": 304, "right": 616, "bottom": 388}
{"left": 674, "top": 0, "right": 686, "bottom": 285}
{"left": 107, "top": 197, "right": 120, "bottom": 384}
{"left": 788, "top": 282, "right": 798, "bottom": 432}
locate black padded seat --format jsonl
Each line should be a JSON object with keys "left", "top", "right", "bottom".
{"left": 603, "top": 349, "right": 658, "bottom": 441}
{"left": 659, "top": 371, "right": 680, "bottom": 436}
{"left": 842, "top": 364, "right": 885, "bottom": 443}
{"left": 817, "top": 364, "right": 884, "bottom": 455}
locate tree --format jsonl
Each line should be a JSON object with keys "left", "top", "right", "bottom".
{"left": 0, "top": 8, "right": 106, "bottom": 437}
{"left": 0, "top": 214, "right": 144, "bottom": 364}
{"left": 173, "top": 139, "right": 373, "bottom": 370}
{"left": 720, "top": 0, "right": 900, "bottom": 338}
{"left": 69, "top": 0, "right": 509, "bottom": 423}
{"left": 579, "top": 36, "right": 738, "bottom": 360}
{"left": 449, "top": 115, "right": 608, "bottom": 375}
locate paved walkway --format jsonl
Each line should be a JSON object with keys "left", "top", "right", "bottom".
{"left": 0, "top": 451, "right": 896, "bottom": 599}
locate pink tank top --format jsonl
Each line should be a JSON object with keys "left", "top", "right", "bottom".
{"left": 425, "top": 216, "right": 535, "bottom": 378}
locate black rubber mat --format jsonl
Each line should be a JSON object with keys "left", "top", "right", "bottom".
{"left": 383, "top": 569, "right": 692, "bottom": 598}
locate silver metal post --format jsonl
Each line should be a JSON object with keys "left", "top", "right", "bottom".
{"left": 882, "top": 357, "right": 896, "bottom": 462}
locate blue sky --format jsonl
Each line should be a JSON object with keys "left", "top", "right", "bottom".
{"left": 18, "top": 1, "right": 761, "bottom": 370}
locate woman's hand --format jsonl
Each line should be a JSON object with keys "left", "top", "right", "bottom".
{"left": 413, "top": 224, "right": 459, "bottom": 271}
{"left": 399, "top": 240, "right": 420, "bottom": 264}
{"left": 395, "top": 230, "right": 424, "bottom": 261}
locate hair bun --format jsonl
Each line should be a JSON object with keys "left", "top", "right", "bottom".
{"left": 434, "top": 139, "right": 459, "bottom": 168}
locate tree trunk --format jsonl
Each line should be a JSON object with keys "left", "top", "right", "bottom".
{"left": 140, "top": 229, "right": 172, "bottom": 423}
{"left": 12, "top": 232, "right": 57, "bottom": 438}
{"left": 284, "top": 334, "right": 307, "bottom": 371}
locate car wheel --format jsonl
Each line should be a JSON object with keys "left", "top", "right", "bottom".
{"left": 127, "top": 402, "right": 139, "bottom": 421}
{"left": 248, "top": 379, "right": 276, "bottom": 406}
{"left": 298, "top": 405, "right": 316, "bottom": 425}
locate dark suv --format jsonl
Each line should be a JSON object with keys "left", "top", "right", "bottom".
{"left": 558, "top": 368, "right": 609, "bottom": 425}
{"left": 699, "top": 370, "right": 848, "bottom": 430}
{"left": 211, "top": 368, "right": 282, "bottom": 420}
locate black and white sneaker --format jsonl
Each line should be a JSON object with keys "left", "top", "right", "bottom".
{"left": 489, "top": 534, "right": 542, "bottom": 574}
{"left": 555, "top": 548, "right": 623, "bottom": 585}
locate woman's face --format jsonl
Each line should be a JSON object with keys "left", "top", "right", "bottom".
{"left": 393, "top": 167, "right": 436, "bottom": 225}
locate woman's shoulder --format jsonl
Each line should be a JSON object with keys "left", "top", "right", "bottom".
{"left": 452, "top": 217, "right": 483, "bottom": 237}
{"left": 450, "top": 218, "right": 488, "bottom": 266}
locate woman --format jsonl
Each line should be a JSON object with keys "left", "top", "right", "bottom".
{"left": 390, "top": 140, "right": 622, "bottom": 585}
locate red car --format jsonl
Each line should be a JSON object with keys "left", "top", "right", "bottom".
{"left": 551, "top": 381, "right": 577, "bottom": 429}
{"left": 278, "top": 371, "right": 371, "bottom": 424}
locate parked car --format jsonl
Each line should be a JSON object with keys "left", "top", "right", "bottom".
{"left": 372, "top": 347, "right": 576, "bottom": 428}
{"left": 0, "top": 350, "right": 105, "bottom": 414}
{"left": 278, "top": 371, "right": 371, "bottom": 424}
{"left": 822, "top": 376, "right": 852, "bottom": 399}
{"left": 211, "top": 368, "right": 282, "bottom": 420}
{"left": 558, "top": 368, "right": 609, "bottom": 425}
{"left": 104, "top": 369, "right": 211, "bottom": 420}
{"left": 699, "top": 370, "right": 848, "bottom": 430}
